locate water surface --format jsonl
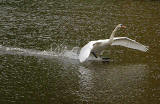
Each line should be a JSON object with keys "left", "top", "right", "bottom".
{"left": 0, "top": 0, "right": 160, "bottom": 103}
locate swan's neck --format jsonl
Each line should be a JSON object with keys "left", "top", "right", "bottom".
{"left": 109, "top": 26, "right": 119, "bottom": 40}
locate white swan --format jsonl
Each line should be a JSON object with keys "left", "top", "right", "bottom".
{"left": 79, "top": 24, "right": 149, "bottom": 63}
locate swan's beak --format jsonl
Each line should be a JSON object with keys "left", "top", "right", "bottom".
{"left": 122, "top": 25, "right": 126, "bottom": 28}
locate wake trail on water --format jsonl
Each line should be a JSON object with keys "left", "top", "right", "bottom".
{"left": 0, "top": 43, "right": 102, "bottom": 63}
{"left": 0, "top": 44, "right": 80, "bottom": 61}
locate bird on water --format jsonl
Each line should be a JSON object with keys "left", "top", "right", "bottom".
{"left": 78, "top": 24, "right": 149, "bottom": 63}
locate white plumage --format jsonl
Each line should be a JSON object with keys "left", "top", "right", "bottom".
{"left": 112, "top": 37, "right": 148, "bottom": 52}
{"left": 79, "top": 24, "right": 149, "bottom": 63}
{"left": 79, "top": 41, "right": 95, "bottom": 63}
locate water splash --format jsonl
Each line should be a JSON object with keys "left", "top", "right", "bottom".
{"left": 0, "top": 44, "right": 80, "bottom": 61}
{"left": 0, "top": 43, "right": 105, "bottom": 63}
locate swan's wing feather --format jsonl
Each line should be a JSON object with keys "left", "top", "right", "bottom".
{"left": 79, "top": 41, "right": 96, "bottom": 62}
{"left": 111, "top": 37, "right": 149, "bottom": 52}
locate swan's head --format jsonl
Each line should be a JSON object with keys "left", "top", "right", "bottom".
{"left": 117, "top": 24, "right": 126, "bottom": 28}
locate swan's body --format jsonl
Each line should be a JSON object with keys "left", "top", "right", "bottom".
{"left": 79, "top": 24, "right": 148, "bottom": 63}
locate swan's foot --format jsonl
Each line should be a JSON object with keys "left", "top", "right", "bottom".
{"left": 102, "top": 57, "right": 110, "bottom": 60}
{"left": 91, "top": 52, "right": 110, "bottom": 62}
{"left": 91, "top": 52, "right": 98, "bottom": 58}
{"left": 102, "top": 57, "right": 110, "bottom": 62}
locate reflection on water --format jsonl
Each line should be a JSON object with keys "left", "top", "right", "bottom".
{"left": 78, "top": 64, "right": 149, "bottom": 103}
{"left": 0, "top": 44, "right": 152, "bottom": 103}
{"left": 1, "top": 0, "right": 160, "bottom": 103}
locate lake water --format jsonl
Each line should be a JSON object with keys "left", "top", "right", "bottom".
{"left": 0, "top": 0, "right": 160, "bottom": 103}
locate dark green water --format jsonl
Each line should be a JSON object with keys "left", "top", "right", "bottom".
{"left": 0, "top": 0, "right": 160, "bottom": 103}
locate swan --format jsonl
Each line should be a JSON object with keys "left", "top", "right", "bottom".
{"left": 79, "top": 24, "right": 149, "bottom": 63}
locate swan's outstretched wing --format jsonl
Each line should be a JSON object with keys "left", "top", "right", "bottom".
{"left": 79, "top": 41, "right": 96, "bottom": 63}
{"left": 112, "top": 37, "right": 149, "bottom": 52}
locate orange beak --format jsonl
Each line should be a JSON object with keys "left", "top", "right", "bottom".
{"left": 122, "top": 25, "right": 126, "bottom": 28}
